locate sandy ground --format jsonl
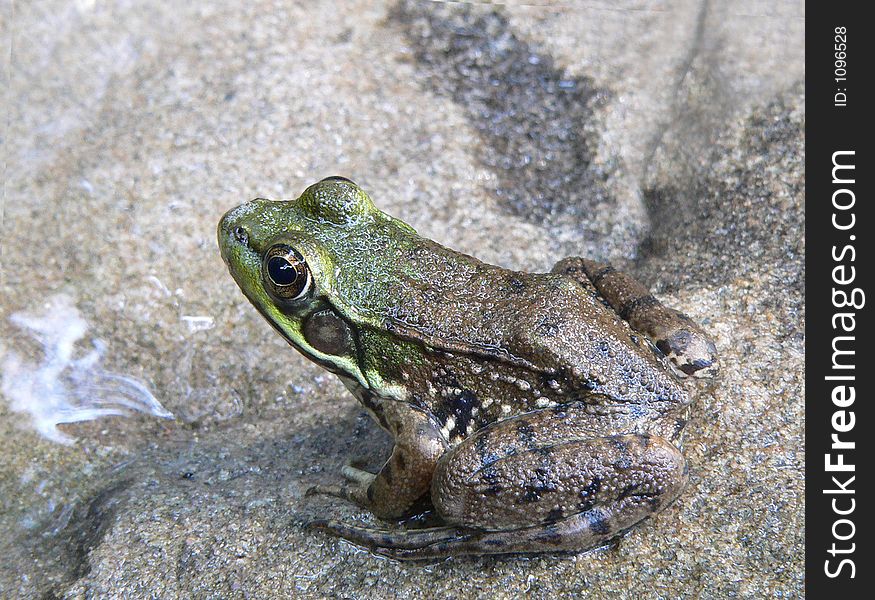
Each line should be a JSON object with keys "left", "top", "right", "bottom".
{"left": 2, "top": 1, "right": 803, "bottom": 597}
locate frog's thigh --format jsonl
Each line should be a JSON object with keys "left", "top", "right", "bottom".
{"left": 310, "top": 431, "right": 687, "bottom": 559}
{"left": 430, "top": 423, "right": 687, "bottom": 554}
{"left": 552, "top": 257, "right": 717, "bottom": 378}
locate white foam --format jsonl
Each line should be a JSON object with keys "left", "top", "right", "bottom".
{"left": 1, "top": 294, "right": 173, "bottom": 444}
{"left": 180, "top": 315, "right": 215, "bottom": 333}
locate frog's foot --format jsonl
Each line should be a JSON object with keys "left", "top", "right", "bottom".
{"left": 552, "top": 257, "right": 717, "bottom": 378}
{"left": 306, "top": 402, "right": 448, "bottom": 520}
{"left": 305, "top": 466, "right": 376, "bottom": 505}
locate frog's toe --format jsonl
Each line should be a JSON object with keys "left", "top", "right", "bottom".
{"left": 654, "top": 320, "right": 718, "bottom": 379}
{"left": 341, "top": 464, "right": 377, "bottom": 485}
{"left": 304, "top": 483, "right": 336, "bottom": 498}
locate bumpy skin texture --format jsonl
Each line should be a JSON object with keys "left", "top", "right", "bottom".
{"left": 218, "top": 178, "right": 716, "bottom": 559}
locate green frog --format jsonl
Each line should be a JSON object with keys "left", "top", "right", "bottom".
{"left": 218, "top": 177, "right": 716, "bottom": 559}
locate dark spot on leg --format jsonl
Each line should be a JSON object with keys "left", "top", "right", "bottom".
{"left": 578, "top": 479, "right": 599, "bottom": 510}
{"left": 475, "top": 431, "right": 489, "bottom": 455}
{"left": 589, "top": 265, "right": 616, "bottom": 285}
{"left": 583, "top": 477, "right": 601, "bottom": 497}
{"left": 480, "top": 464, "right": 500, "bottom": 487}
{"left": 610, "top": 436, "right": 630, "bottom": 451}
{"left": 619, "top": 294, "right": 660, "bottom": 322}
{"left": 475, "top": 433, "right": 500, "bottom": 469}
{"left": 483, "top": 484, "right": 503, "bottom": 497}
{"left": 522, "top": 467, "right": 559, "bottom": 503}
{"left": 395, "top": 452, "right": 407, "bottom": 471}
{"left": 536, "top": 524, "right": 565, "bottom": 546}
{"left": 545, "top": 507, "right": 565, "bottom": 523}
{"left": 507, "top": 277, "right": 526, "bottom": 293}
{"left": 618, "top": 483, "right": 640, "bottom": 500}
{"left": 522, "top": 487, "right": 542, "bottom": 503}
{"left": 534, "top": 446, "right": 554, "bottom": 458}
{"left": 551, "top": 407, "right": 568, "bottom": 419}
{"left": 578, "top": 476, "right": 601, "bottom": 511}
{"left": 534, "top": 319, "right": 559, "bottom": 337}
{"left": 515, "top": 421, "right": 536, "bottom": 446}
{"left": 610, "top": 437, "right": 632, "bottom": 470}
{"left": 587, "top": 510, "right": 612, "bottom": 535}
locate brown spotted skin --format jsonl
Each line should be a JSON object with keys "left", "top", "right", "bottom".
{"left": 310, "top": 403, "right": 689, "bottom": 559}
{"left": 219, "top": 180, "right": 718, "bottom": 559}
{"left": 432, "top": 408, "right": 687, "bottom": 530}
{"left": 552, "top": 257, "right": 718, "bottom": 378}
{"left": 305, "top": 255, "right": 712, "bottom": 558}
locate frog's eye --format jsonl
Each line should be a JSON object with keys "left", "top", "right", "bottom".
{"left": 262, "top": 244, "right": 312, "bottom": 302}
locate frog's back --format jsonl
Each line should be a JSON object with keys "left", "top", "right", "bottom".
{"left": 335, "top": 230, "right": 689, "bottom": 431}
{"left": 288, "top": 180, "right": 688, "bottom": 432}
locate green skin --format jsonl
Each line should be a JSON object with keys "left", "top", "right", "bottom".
{"left": 218, "top": 177, "right": 717, "bottom": 559}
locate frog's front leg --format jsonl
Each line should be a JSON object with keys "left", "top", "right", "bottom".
{"left": 552, "top": 257, "right": 717, "bottom": 378}
{"left": 309, "top": 396, "right": 448, "bottom": 520}
{"left": 311, "top": 406, "right": 688, "bottom": 559}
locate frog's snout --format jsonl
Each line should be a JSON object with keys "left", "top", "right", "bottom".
{"left": 218, "top": 198, "right": 275, "bottom": 261}
{"left": 218, "top": 207, "right": 243, "bottom": 265}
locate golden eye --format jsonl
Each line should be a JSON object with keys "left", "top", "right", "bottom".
{"left": 262, "top": 244, "right": 311, "bottom": 301}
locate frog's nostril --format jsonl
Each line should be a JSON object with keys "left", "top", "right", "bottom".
{"left": 232, "top": 225, "right": 249, "bottom": 246}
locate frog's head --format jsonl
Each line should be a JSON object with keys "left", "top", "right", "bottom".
{"left": 217, "top": 177, "right": 390, "bottom": 387}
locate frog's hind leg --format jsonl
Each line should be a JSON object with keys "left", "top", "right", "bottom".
{"left": 428, "top": 409, "right": 688, "bottom": 558}
{"left": 308, "top": 494, "right": 665, "bottom": 560}
{"left": 552, "top": 257, "right": 717, "bottom": 378}
{"left": 308, "top": 408, "right": 689, "bottom": 559}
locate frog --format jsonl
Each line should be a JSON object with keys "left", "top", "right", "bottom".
{"left": 217, "top": 176, "right": 717, "bottom": 559}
